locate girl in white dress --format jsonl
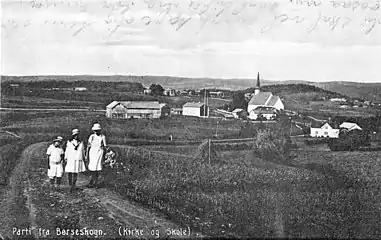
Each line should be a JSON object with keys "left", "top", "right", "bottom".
{"left": 65, "top": 129, "right": 86, "bottom": 193}
{"left": 46, "top": 137, "right": 64, "bottom": 189}
{"left": 86, "top": 123, "right": 107, "bottom": 188}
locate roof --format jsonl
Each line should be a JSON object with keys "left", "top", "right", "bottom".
{"left": 232, "top": 108, "right": 244, "bottom": 113}
{"left": 106, "top": 101, "right": 120, "bottom": 109}
{"left": 253, "top": 109, "right": 276, "bottom": 114}
{"left": 159, "top": 103, "right": 169, "bottom": 108}
{"left": 120, "top": 101, "right": 161, "bottom": 109}
{"left": 248, "top": 92, "right": 272, "bottom": 105}
{"left": 267, "top": 95, "right": 280, "bottom": 106}
{"left": 310, "top": 122, "right": 333, "bottom": 129}
{"left": 183, "top": 102, "right": 205, "bottom": 108}
{"left": 340, "top": 122, "right": 362, "bottom": 130}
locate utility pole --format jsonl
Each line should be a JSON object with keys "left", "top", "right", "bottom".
{"left": 204, "top": 89, "right": 207, "bottom": 117}
{"left": 215, "top": 120, "right": 219, "bottom": 138}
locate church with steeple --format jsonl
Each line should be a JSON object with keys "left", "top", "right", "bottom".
{"left": 247, "top": 73, "right": 284, "bottom": 120}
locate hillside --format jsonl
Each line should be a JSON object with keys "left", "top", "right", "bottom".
{"left": 312, "top": 82, "right": 381, "bottom": 102}
{"left": 2, "top": 75, "right": 380, "bottom": 101}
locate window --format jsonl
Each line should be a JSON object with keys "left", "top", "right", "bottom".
{"left": 315, "top": 131, "right": 319, "bottom": 135}
{"left": 324, "top": 132, "right": 328, "bottom": 136}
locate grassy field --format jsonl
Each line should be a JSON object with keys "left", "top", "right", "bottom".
{"left": 99, "top": 144, "right": 381, "bottom": 238}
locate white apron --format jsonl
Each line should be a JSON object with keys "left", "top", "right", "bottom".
{"left": 88, "top": 134, "right": 106, "bottom": 171}
{"left": 46, "top": 145, "right": 64, "bottom": 178}
{"left": 65, "top": 140, "right": 86, "bottom": 173}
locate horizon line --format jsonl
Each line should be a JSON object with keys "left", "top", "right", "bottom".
{"left": 1, "top": 74, "right": 376, "bottom": 84}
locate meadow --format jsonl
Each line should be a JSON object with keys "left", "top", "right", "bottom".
{"left": 102, "top": 143, "right": 381, "bottom": 238}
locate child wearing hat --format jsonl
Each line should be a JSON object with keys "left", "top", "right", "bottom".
{"left": 65, "top": 129, "right": 86, "bottom": 193}
{"left": 46, "top": 136, "right": 65, "bottom": 189}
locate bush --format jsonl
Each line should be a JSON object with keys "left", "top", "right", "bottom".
{"left": 305, "top": 138, "right": 329, "bottom": 145}
{"left": 328, "top": 130, "right": 371, "bottom": 151}
{"left": 252, "top": 129, "right": 291, "bottom": 161}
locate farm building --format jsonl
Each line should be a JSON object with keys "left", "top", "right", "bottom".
{"left": 209, "top": 91, "right": 224, "bottom": 98}
{"left": 310, "top": 122, "right": 339, "bottom": 138}
{"left": 106, "top": 101, "right": 169, "bottom": 119}
{"left": 74, "top": 87, "right": 87, "bottom": 91}
{"left": 249, "top": 107, "right": 277, "bottom": 120}
{"left": 247, "top": 73, "right": 284, "bottom": 113}
{"left": 232, "top": 109, "right": 247, "bottom": 119}
{"left": 171, "top": 108, "right": 183, "bottom": 115}
{"left": 183, "top": 102, "right": 209, "bottom": 117}
{"left": 143, "top": 89, "right": 152, "bottom": 95}
{"left": 339, "top": 105, "right": 351, "bottom": 109}
{"left": 163, "top": 89, "right": 176, "bottom": 96}
{"left": 340, "top": 122, "right": 362, "bottom": 131}
{"left": 330, "top": 98, "right": 347, "bottom": 102}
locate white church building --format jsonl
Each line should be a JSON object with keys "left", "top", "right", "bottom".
{"left": 248, "top": 73, "right": 284, "bottom": 120}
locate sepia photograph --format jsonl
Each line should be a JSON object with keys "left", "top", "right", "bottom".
{"left": 1, "top": 0, "right": 381, "bottom": 238}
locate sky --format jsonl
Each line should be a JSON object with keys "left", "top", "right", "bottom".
{"left": 1, "top": 0, "right": 381, "bottom": 82}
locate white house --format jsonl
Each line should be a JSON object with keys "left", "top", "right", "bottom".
{"left": 340, "top": 122, "right": 362, "bottom": 131}
{"left": 310, "top": 122, "right": 339, "bottom": 138}
{"left": 143, "top": 89, "right": 152, "bottom": 95}
{"left": 183, "top": 102, "right": 208, "bottom": 117}
{"left": 330, "top": 98, "right": 347, "bottom": 102}
{"left": 74, "top": 87, "right": 87, "bottom": 91}
{"left": 249, "top": 107, "right": 277, "bottom": 120}
{"left": 163, "top": 89, "right": 176, "bottom": 97}
{"left": 247, "top": 73, "right": 284, "bottom": 113}
{"left": 209, "top": 91, "right": 224, "bottom": 98}
{"left": 339, "top": 105, "right": 351, "bottom": 109}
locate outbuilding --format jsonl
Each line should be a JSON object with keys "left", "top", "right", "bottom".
{"left": 106, "top": 101, "right": 168, "bottom": 119}
{"left": 182, "top": 102, "right": 208, "bottom": 117}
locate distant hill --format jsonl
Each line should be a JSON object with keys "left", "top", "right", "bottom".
{"left": 311, "top": 82, "right": 381, "bottom": 102}
{"left": 2, "top": 75, "right": 380, "bottom": 101}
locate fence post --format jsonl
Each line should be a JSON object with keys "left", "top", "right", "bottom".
{"left": 208, "top": 139, "right": 211, "bottom": 165}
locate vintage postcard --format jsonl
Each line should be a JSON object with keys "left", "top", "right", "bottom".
{"left": 1, "top": 0, "right": 381, "bottom": 238}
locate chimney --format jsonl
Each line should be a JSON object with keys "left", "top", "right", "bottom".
{"left": 254, "top": 72, "right": 261, "bottom": 95}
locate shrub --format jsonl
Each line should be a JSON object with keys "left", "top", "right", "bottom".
{"left": 305, "top": 138, "right": 329, "bottom": 145}
{"left": 252, "top": 129, "right": 290, "bottom": 161}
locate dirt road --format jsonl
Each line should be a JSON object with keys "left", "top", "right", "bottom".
{"left": 0, "top": 143, "right": 204, "bottom": 239}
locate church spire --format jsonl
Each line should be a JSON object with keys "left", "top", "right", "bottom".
{"left": 254, "top": 72, "right": 261, "bottom": 95}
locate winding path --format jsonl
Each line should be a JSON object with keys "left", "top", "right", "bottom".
{"left": 1, "top": 142, "right": 204, "bottom": 239}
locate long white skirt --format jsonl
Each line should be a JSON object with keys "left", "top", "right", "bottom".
{"left": 88, "top": 148, "right": 104, "bottom": 171}
{"left": 48, "top": 164, "right": 63, "bottom": 178}
{"left": 65, "top": 159, "right": 86, "bottom": 173}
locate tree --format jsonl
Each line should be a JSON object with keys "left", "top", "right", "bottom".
{"left": 149, "top": 84, "right": 164, "bottom": 96}
{"left": 230, "top": 92, "right": 247, "bottom": 110}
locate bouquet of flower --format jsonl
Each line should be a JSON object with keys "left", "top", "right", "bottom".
{"left": 103, "top": 147, "right": 117, "bottom": 169}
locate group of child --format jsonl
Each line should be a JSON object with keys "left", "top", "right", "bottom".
{"left": 46, "top": 123, "right": 115, "bottom": 193}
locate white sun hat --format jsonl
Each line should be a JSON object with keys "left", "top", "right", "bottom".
{"left": 91, "top": 123, "right": 102, "bottom": 131}
{"left": 53, "top": 136, "right": 63, "bottom": 142}
{"left": 72, "top": 129, "right": 80, "bottom": 135}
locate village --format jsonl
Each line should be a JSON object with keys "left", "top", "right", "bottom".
{"left": 103, "top": 73, "right": 376, "bottom": 150}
